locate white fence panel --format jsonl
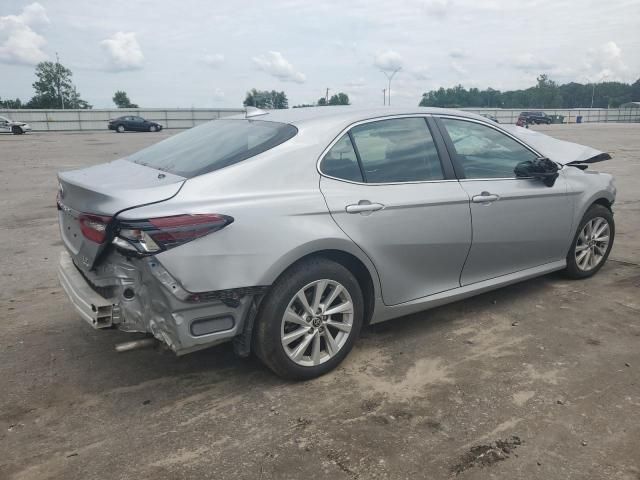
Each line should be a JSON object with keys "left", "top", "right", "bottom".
{"left": 0, "top": 108, "right": 245, "bottom": 131}
{"left": 1, "top": 107, "right": 638, "bottom": 131}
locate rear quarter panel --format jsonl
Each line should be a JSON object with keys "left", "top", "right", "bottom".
{"left": 118, "top": 132, "right": 382, "bottom": 297}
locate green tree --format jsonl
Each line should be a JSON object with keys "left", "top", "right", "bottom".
{"left": 26, "top": 61, "right": 91, "bottom": 109}
{"left": 243, "top": 89, "right": 288, "bottom": 109}
{"left": 317, "top": 97, "right": 327, "bottom": 106}
{"left": 112, "top": 90, "right": 138, "bottom": 108}
{"left": 418, "top": 75, "right": 640, "bottom": 109}
{"left": 328, "top": 93, "right": 350, "bottom": 105}
{"left": 0, "top": 97, "right": 23, "bottom": 109}
{"left": 631, "top": 78, "right": 640, "bottom": 101}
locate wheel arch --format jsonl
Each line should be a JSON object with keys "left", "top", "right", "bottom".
{"left": 264, "top": 245, "right": 380, "bottom": 327}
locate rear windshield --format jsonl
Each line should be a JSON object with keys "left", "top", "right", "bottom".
{"left": 126, "top": 119, "right": 297, "bottom": 178}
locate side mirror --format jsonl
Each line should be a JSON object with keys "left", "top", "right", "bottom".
{"left": 514, "top": 157, "right": 559, "bottom": 187}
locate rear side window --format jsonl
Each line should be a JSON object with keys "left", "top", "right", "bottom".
{"left": 350, "top": 118, "right": 444, "bottom": 183}
{"left": 322, "top": 135, "right": 363, "bottom": 182}
{"left": 127, "top": 119, "right": 297, "bottom": 178}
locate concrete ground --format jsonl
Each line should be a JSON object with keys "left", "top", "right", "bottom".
{"left": 1, "top": 125, "right": 639, "bottom": 480}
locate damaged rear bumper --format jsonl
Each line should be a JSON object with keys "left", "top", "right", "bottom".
{"left": 57, "top": 250, "right": 263, "bottom": 355}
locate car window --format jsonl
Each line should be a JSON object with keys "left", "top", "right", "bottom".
{"left": 127, "top": 119, "right": 297, "bottom": 178}
{"left": 0, "top": 116, "right": 9, "bottom": 123}
{"left": 133, "top": 117, "right": 143, "bottom": 122}
{"left": 321, "top": 135, "right": 363, "bottom": 182}
{"left": 441, "top": 118, "right": 538, "bottom": 179}
{"left": 349, "top": 118, "right": 444, "bottom": 183}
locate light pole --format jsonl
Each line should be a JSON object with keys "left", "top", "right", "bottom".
{"left": 382, "top": 88, "right": 386, "bottom": 105}
{"left": 590, "top": 83, "right": 595, "bottom": 109}
{"left": 381, "top": 67, "right": 401, "bottom": 106}
{"left": 56, "top": 52, "right": 64, "bottom": 109}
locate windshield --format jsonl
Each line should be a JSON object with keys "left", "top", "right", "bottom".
{"left": 127, "top": 119, "right": 297, "bottom": 178}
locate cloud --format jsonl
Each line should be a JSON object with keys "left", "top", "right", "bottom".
{"left": 584, "top": 41, "right": 628, "bottom": 81}
{"left": 451, "top": 61, "right": 468, "bottom": 76}
{"left": 0, "top": 2, "right": 49, "bottom": 65}
{"left": 346, "top": 78, "right": 367, "bottom": 89}
{"left": 374, "top": 50, "right": 403, "bottom": 71}
{"left": 420, "top": 0, "right": 453, "bottom": 18}
{"left": 212, "top": 87, "right": 225, "bottom": 100}
{"left": 203, "top": 53, "right": 224, "bottom": 68}
{"left": 511, "top": 53, "right": 555, "bottom": 71}
{"left": 252, "top": 51, "right": 306, "bottom": 83}
{"left": 449, "top": 49, "right": 467, "bottom": 59}
{"left": 100, "top": 32, "right": 144, "bottom": 71}
{"left": 409, "top": 66, "right": 431, "bottom": 81}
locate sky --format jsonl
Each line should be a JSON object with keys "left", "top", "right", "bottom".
{"left": 1, "top": 0, "right": 639, "bottom": 108}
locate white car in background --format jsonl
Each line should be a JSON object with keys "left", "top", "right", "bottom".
{"left": 0, "top": 115, "right": 32, "bottom": 134}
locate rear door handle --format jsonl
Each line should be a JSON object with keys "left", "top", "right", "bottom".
{"left": 345, "top": 201, "right": 384, "bottom": 214}
{"left": 472, "top": 192, "right": 500, "bottom": 204}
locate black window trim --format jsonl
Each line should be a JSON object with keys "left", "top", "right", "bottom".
{"left": 433, "top": 115, "right": 544, "bottom": 181}
{"left": 317, "top": 114, "right": 458, "bottom": 186}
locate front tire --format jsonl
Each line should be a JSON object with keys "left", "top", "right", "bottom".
{"left": 564, "top": 204, "right": 614, "bottom": 279}
{"left": 253, "top": 258, "right": 364, "bottom": 380}
{"left": 11, "top": 126, "right": 23, "bottom": 135}
{"left": 149, "top": 125, "right": 157, "bottom": 132}
{"left": 116, "top": 125, "right": 125, "bottom": 133}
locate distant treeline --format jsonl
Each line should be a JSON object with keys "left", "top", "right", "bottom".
{"left": 419, "top": 74, "right": 640, "bottom": 109}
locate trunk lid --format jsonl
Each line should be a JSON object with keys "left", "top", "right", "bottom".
{"left": 57, "top": 159, "right": 185, "bottom": 270}
{"left": 501, "top": 125, "right": 611, "bottom": 165}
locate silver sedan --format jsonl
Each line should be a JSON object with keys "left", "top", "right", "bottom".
{"left": 57, "top": 107, "right": 616, "bottom": 379}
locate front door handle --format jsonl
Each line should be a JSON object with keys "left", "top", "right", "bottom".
{"left": 345, "top": 201, "right": 384, "bottom": 214}
{"left": 472, "top": 192, "right": 500, "bottom": 204}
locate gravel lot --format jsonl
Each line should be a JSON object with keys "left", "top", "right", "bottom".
{"left": 1, "top": 124, "right": 639, "bottom": 480}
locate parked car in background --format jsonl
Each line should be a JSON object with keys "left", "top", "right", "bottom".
{"left": 58, "top": 107, "right": 616, "bottom": 380}
{"left": 480, "top": 113, "right": 499, "bottom": 123}
{"left": 108, "top": 116, "right": 163, "bottom": 133}
{"left": 519, "top": 111, "right": 552, "bottom": 125}
{"left": 0, "top": 115, "right": 32, "bottom": 135}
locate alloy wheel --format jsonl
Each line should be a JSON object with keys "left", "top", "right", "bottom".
{"left": 280, "top": 279, "right": 354, "bottom": 367}
{"left": 575, "top": 216, "right": 610, "bottom": 271}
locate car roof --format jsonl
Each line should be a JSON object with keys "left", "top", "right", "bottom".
{"left": 230, "top": 106, "right": 493, "bottom": 130}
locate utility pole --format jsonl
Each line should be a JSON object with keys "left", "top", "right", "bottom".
{"left": 325, "top": 88, "right": 330, "bottom": 104}
{"left": 381, "top": 67, "right": 401, "bottom": 106}
{"left": 590, "top": 83, "right": 595, "bottom": 109}
{"left": 382, "top": 88, "right": 386, "bottom": 105}
{"left": 56, "top": 52, "right": 64, "bottom": 109}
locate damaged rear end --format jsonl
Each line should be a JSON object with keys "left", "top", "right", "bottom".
{"left": 56, "top": 160, "right": 256, "bottom": 353}
{"left": 57, "top": 118, "right": 297, "bottom": 354}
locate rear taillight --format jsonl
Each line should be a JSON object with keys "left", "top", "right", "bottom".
{"left": 115, "top": 214, "right": 233, "bottom": 254}
{"left": 79, "top": 214, "right": 112, "bottom": 244}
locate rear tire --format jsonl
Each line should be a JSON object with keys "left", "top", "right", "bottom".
{"left": 564, "top": 204, "right": 614, "bottom": 279}
{"left": 11, "top": 126, "right": 23, "bottom": 135}
{"left": 253, "top": 258, "right": 363, "bottom": 380}
{"left": 116, "top": 125, "right": 125, "bottom": 133}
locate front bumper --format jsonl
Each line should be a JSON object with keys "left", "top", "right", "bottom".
{"left": 57, "top": 250, "right": 255, "bottom": 354}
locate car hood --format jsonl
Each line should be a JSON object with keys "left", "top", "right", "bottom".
{"left": 501, "top": 125, "right": 611, "bottom": 165}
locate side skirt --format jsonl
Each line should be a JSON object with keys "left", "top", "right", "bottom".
{"left": 371, "top": 260, "right": 566, "bottom": 324}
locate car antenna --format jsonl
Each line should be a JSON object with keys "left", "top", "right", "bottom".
{"left": 245, "top": 106, "right": 269, "bottom": 118}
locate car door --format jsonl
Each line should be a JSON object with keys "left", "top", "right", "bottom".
{"left": 319, "top": 116, "right": 472, "bottom": 306}
{"left": 436, "top": 116, "right": 572, "bottom": 286}
{"left": 131, "top": 116, "right": 145, "bottom": 131}
{"left": 0, "top": 116, "right": 10, "bottom": 133}
{"left": 120, "top": 116, "right": 132, "bottom": 130}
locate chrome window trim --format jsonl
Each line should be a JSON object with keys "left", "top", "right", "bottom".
{"left": 316, "top": 114, "right": 454, "bottom": 186}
